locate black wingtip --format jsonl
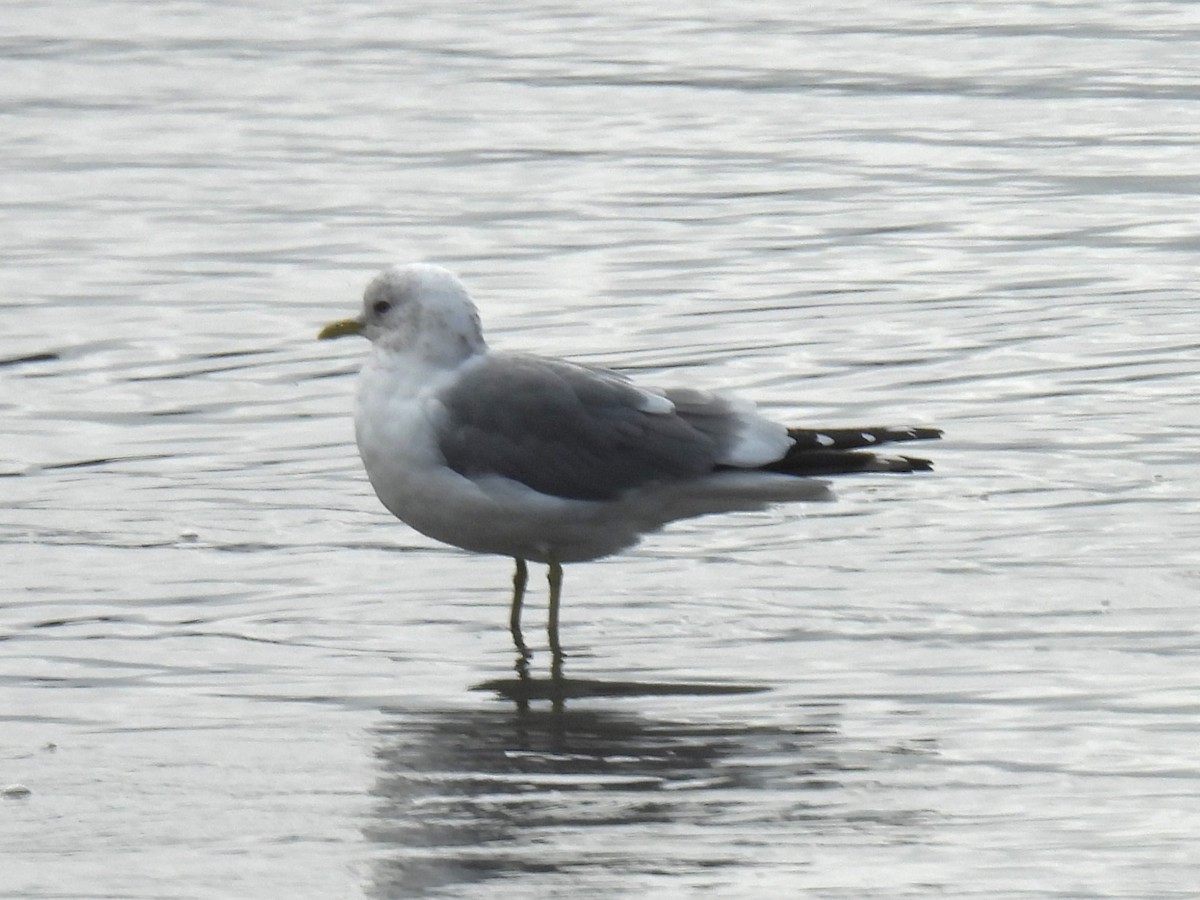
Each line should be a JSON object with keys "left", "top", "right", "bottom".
{"left": 787, "top": 427, "right": 945, "bottom": 453}
{"left": 755, "top": 424, "right": 941, "bottom": 478}
{"left": 898, "top": 455, "right": 934, "bottom": 472}
{"left": 786, "top": 425, "right": 942, "bottom": 452}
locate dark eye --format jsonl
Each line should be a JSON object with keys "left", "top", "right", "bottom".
{"left": 372, "top": 300, "right": 391, "bottom": 316}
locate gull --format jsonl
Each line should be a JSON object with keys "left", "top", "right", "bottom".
{"left": 318, "top": 263, "right": 940, "bottom": 658}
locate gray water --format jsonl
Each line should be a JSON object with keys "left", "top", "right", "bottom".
{"left": 4, "top": 1, "right": 1200, "bottom": 897}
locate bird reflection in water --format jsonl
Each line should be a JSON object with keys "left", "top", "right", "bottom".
{"left": 365, "top": 697, "right": 853, "bottom": 899}
{"left": 479, "top": 647, "right": 768, "bottom": 714}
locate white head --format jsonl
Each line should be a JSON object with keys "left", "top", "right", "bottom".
{"left": 320, "top": 263, "right": 487, "bottom": 366}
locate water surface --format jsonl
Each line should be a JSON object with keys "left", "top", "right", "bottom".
{"left": 3, "top": 2, "right": 1200, "bottom": 897}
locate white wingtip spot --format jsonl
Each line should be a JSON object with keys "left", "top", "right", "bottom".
{"left": 816, "top": 433, "right": 835, "bottom": 447}
{"left": 861, "top": 431, "right": 877, "bottom": 443}
{"left": 635, "top": 389, "right": 675, "bottom": 415}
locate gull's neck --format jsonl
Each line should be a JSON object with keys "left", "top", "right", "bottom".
{"left": 364, "top": 340, "right": 485, "bottom": 399}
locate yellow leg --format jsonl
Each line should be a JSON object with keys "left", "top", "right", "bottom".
{"left": 547, "top": 559, "right": 563, "bottom": 658}
{"left": 509, "top": 558, "right": 529, "bottom": 656}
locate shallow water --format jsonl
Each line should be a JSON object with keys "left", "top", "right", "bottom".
{"left": 4, "top": 2, "right": 1200, "bottom": 897}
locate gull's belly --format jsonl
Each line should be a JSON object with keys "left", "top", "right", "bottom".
{"left": 361, "top": 456, "right": 645, "bottom": 563}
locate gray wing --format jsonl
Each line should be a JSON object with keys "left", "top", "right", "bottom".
{"left": 436, "top": 354, "right": 720, "bottom": 501}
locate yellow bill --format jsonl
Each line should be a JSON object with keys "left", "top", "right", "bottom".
{"left": 317, "top": 318, "right": 364, "bottom": 340}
